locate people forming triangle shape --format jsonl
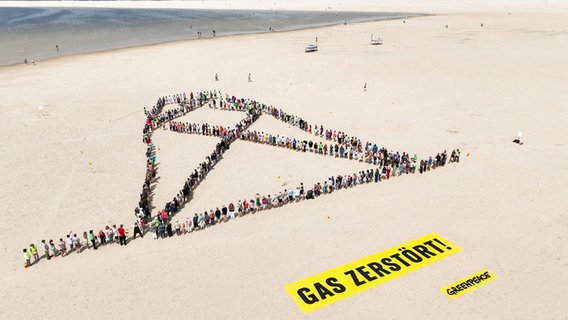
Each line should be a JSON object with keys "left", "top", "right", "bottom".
{"left": 22, "top": 89, "right": 460, "bottom": 267}
{"left": 140, "top": 90, "right": 460, "bottom": 235}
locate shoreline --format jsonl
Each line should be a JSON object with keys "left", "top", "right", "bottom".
{"left": 0, "top": 11, "right": 424, "bottom": 69}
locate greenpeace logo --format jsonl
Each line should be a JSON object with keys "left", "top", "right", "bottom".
{"left": 442, "top": 270, "right": 496, "bottom": 299}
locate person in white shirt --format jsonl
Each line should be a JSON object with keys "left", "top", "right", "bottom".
{"left": 66, "top": 234, "right": 74, "bottom": 252}
{"left": 71, "top": 233, "right": 81, "bottom": 254}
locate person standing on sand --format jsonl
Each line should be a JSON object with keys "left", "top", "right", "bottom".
{"left": 82, "top": 231, "right": 89, "bottom": 250}
{"left": 229, "top": 202, "right": 235, "bottom": 220}
{"left": 364, "top": 83, "right": 367, "bottom": 91}
{"left": 193, "top": 213, "right": 199, "bottom": 229}
{"left": 106, "top": 226, "right": 113, "bottom": 245}
{"left": 158, "top": 222, "right": 166, "bottom": 239}
{"left": 133, "top": 221, "right": 143, "bottom": 239}
{"left": 89, "top": 230, "right": 97, "bottom": 250}
{"left": 56, "top": 45, "right": 59, "bottom": 54}
{"left": 98, "top": 230, "right": 106, "bottom": 246}
{"left": 150, "top": 222, "right": 157, "bottom": 239}
{"left": 215, "top": 207, "right": 221, "bottom": 221}
{"left": 112, "top": 225, "right": 119, "bottom": 244}
{"left": 23, "top": 249, "right": 31, "bottom": 268}
{"left": 29, "top": 243, "right": 39, "bottom": 263}
{"left": 49, "top": 240, "right": 57, "bottom": 258}
{"left": 166, "top": 221, "right": 173, "bottom": 237}
{"left": 161, "top": 210, "right": 168, "bottom": 225}
{"left": 174, "top": 220, "right": 181, "bottom": 235}
{"left": 58, "top": 238, "right": 67, "bottom": 257}
{"left": 221, "top": 205, "right": 228, "bottom": 222}
{"left": 66, "top": 234, "right": 74, "bottom": 253}
{"left": 71, "top": 234, "right": 81, "bottom": 253}
{"left": 41, "top": 240, "right": 51, "bottom": 260}
{"left": 117, "top": 225, "right": 127, "bottom": 245}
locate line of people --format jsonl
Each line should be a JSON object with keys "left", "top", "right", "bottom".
{"left": 21, "top": 90, "right": 261, "bottom": 267}
{"left": 22, "top": 89, "right": 460, "bottom": 267}
{"left": 141, "top": 91, "right": 460, "bottom": 240}
{"left": 23, "top": 227, "right": 128, "bottom": 268}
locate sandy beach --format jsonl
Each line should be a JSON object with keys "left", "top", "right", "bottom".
{"left": 0, "top": 0, "right": 567, "bottom": 318}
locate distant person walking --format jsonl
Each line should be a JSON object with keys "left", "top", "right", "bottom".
{"left": 56, "top": 44, "right": 59, "bottom": 54}
{"left": 248, "top": 73, "right": 252, "bottom": 82}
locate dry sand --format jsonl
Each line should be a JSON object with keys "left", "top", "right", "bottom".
{"left": 0, "top": 0, "right": 567, "bottom": 319}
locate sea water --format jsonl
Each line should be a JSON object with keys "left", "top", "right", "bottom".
{"left": 0, "top": 7, "right": 417, "bottom": 66}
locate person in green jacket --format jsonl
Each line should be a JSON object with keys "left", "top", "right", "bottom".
{"left": 88, "top": 230, "right": 97, "bottom": 250}
{"left": 23, "top": 248, "right": 31, "bottom": 268}
{"left": 29, "top": 243, "right": 39, "bottom": 263}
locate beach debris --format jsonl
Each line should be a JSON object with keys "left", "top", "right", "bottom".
{"left": 371, "top": 34, "right": 383, "bottom": 45}
{"left": 305, "top": 43, "right": 318, "bottom": 53}
{"left": 38, "top": 105, "right": 49, "bottom": 116}
{"left": 513, "top": 132, "right": 524, "bottom": 145}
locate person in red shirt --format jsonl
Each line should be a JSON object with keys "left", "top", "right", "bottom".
{"left": 161, "top": 210, "right": 168, "bottom": 224}
{"left": 117, "top": 225, "right": 127, "bottom": 246}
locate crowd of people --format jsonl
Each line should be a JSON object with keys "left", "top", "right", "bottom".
{"left": 166, "top": 94, "right": 460, "bottom": 171}
{"left": 22, "top": 89, "right": 460, "bottom": 268}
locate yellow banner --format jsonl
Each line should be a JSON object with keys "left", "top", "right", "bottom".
{"left": 284, "top": 233, "right": 461, "bottom": 313}
{"left": 441, "top": 270, "right": 496, "bottom": 299}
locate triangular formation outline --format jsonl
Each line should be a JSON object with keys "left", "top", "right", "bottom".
{"left": 140, "top": 90, "right": 460, "bottom": 227}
